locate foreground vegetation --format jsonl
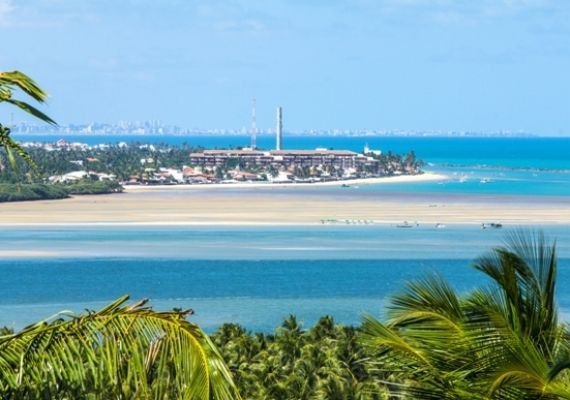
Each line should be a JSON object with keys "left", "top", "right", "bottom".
{"left": 0, "top": 70, "right": 56, "bottom": 167}
{"left": 211, "top": 317, "right": 386, "bottom": 399}
{"left": 0, "top": 296, "right": 240, "bottom": 399}
{"left": 361, "top": 231, "right": 570, "bottom": 399}
{"left": 208, "top": 231, "right": 570, "bottom": 399}
{"left": 0, "top": 232, "right": 568, "bottom": 399}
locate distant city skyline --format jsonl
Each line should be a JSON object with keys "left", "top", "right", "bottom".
{"left": 1, "top": 1, "right": 569, "bottom": 135}
{"left": 10, "top": 119, "right": 540, "bottom": 137}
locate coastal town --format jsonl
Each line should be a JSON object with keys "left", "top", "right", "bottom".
{"left": 17, "top": 139, "right": 422, "bottom": 187}
{"left": 0, "top": 109, "right": 421, "bottom": 202}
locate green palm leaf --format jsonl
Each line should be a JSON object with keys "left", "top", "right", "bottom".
{"left": 0, "top": 71, "right": 50, "bottom": 104}
{"left": 360, "top": 231, "right": 570, "bottom": 399}
{"left": 0, "top": 69, "right": 56, "bottom": 167}
{"left": 0, "top": 295, "right": 241, "bottom": 399}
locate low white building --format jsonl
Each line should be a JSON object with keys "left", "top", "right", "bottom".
{"left": 48, "top": 171, "right": 88, "bottom": 183}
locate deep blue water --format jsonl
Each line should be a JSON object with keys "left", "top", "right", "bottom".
{"left": 1, "top": 226, "right": 570, "bottom": 332}
{"left": 0, "top": 258, "right": 502, "bottom": 332}
{"left": 2, "top": 256, "right": 570, "bottom": 333}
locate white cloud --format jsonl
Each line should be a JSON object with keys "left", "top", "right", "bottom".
{"left": 0, "top": 0, "right": 13, "bottom": 25}
{"left": 383, "top": 0, "right": 550, "bottom": 13}
{"left": 377, "top": 0, "right": 555, "bottom": 27}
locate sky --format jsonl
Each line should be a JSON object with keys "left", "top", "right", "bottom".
{"left": 0, "top": 0, "right": 569, "bottom": 134}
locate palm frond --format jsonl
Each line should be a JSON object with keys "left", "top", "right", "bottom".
{"left": 0, "top": 296, "right": 241, "bottom": 399}
{"left": 0, "top": 124, "right": 36, "bottom": 169}
{"left": 2, "top": 98, "right": 56, "bottom": 125}
{"left": 359, "top": 231, "right": 570, "bottom": 399}
{"left": 387, "top": 274, "right": 463, "bottom": 332}
{"left": 0, "top": 69, "right": 56, "bottom": 167}
{"left": 0, "top": 71, "right": 49, "bottom": 103}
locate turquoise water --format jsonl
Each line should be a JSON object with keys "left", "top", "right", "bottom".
{"left": 4, "top": 135, "right": 570, "bottom": 331}
{"left": 13, "top": 135, "right": 570, "bottom": 168}
{"left": 1, "top": 226, "right": 569, "bottom": 332}
{"left": 15, "top": 135, "right": 570, "bottom": 196}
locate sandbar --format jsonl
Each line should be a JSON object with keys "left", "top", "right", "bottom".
{"left": 0, "top": 172, "right": 569, "bottom": 226}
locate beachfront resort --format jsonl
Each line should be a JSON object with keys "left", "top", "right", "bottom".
{"left": 16, "top": 128, "right": 422, "bottom": 189}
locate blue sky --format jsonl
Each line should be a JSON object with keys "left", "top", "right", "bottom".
{"left": 1, "top": 0, "right": 569, "bottom": 134}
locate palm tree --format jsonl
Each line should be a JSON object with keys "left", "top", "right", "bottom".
{"left": 0, "top": 295, "right": 241, "bottom": 399}
{"left": 0, "top": 70, "right": 56, "bottom": 167}
{"left": 360, "top": 231, "right": 570, "bottom": 399}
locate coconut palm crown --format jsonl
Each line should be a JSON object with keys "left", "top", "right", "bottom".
{"left": 360, "top": 231, "right": 570, "bottom": 399}
{"left": 0, "top": 295, "right": 241, "bottom": 399}
{"left": 0, "top": 70, "right": 56, "bottom": 167}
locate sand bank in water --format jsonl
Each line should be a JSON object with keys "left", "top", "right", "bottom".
{"left": 0, "top": 171, "right": 568, "bottom": 226}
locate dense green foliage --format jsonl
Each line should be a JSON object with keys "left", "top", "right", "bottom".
{"left": 64, "top": 179, "right": 123, "bottom": 195}
{"left": 360, "top": 231, "right": 570, "bottom": 399}
{"left": 1, "top": 144, "right": 424, "bottom": 184}
{"left": 208, "top": 232, "right": 570, "bottom": 400}
{"left": 0, "top": 296, "right": 241, "bottom": 399}
{"left": 211, "top": 316, "right": 387, "bottom": 399}
{"left": 0, "top": 183, "right": 69, "bottom": 202}
{"left": 0, "top": 144, "right": 198, "bottom": 184}
{"left": 0, "top": 180, "right": 123, "bottom": 202}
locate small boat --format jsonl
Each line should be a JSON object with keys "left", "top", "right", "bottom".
{"left": 341, "top": 184, "right": 350, "bottom": 188}
{"left": 481, "top": 223, "right": 503, "bottom": 230}
{"left": 396, "top": 221, "right": 414, "bottom": 228}
{"left": 435, "top": 223, "right": 446, "bottom": 229}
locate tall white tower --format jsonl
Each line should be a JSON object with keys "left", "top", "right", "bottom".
{"left": 276, "top": 106, "right": 283, "bottom": 151}
{"left": 250, "top": 98, "right": 257, "bottom": 149}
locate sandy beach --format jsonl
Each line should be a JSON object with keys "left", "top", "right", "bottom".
{"left": 1, "top": 172, "right": 569, "bottom": 226}
{"left": 124, "top": 172, "right": 449, "bottom": 191}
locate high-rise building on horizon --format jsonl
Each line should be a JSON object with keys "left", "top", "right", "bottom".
{"left": 276, "top": 106, "right": 282, "bottom": 151}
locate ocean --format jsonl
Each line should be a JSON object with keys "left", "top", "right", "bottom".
{"left": 15, "top": 134, "right": 570, "bottom": 196}
{"left": 1, "top": 225, "right": 569, "bottom": 332}
{"left": 3, "top": 135, "right": 570, "bottom": 332}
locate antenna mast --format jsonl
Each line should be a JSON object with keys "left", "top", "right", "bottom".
{"left": 250, "top": 98, "right": 257, "bottom": 149}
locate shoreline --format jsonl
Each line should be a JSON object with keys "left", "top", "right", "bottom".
{"left": 122, "top": 172, "right": 448, "bottom": 191}
{"left": 1, "top": 171, "right": 570, "bottom": 226}
{"left": 0, "top": 222, "right": 569, "bottom": 232}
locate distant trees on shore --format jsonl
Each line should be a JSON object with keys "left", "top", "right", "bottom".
{"left": 1, "top": 144, "right": 424, "bottom": 186}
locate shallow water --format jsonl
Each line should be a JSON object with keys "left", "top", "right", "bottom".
{"left": 1, "top": 226, "right": 569, "bottom": 332}
{"left": 5, "top": 135, "right": 570, "bottom": 331}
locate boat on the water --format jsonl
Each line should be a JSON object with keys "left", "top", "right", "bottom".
{"left": 396, "top": 221, "right": 417, "bottom": 228}
{"left": 481, "top": 223, "right": 503, "bottom": 229}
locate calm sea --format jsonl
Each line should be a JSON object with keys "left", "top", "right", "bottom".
{"left": 3, "top": 135, "right": 570, "bottom": 332}
{"left": 15, "top": 134, "right": 570, "bottom": 196}
{"left": 1, "top": 225, "right": 569, "bottom": 332}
